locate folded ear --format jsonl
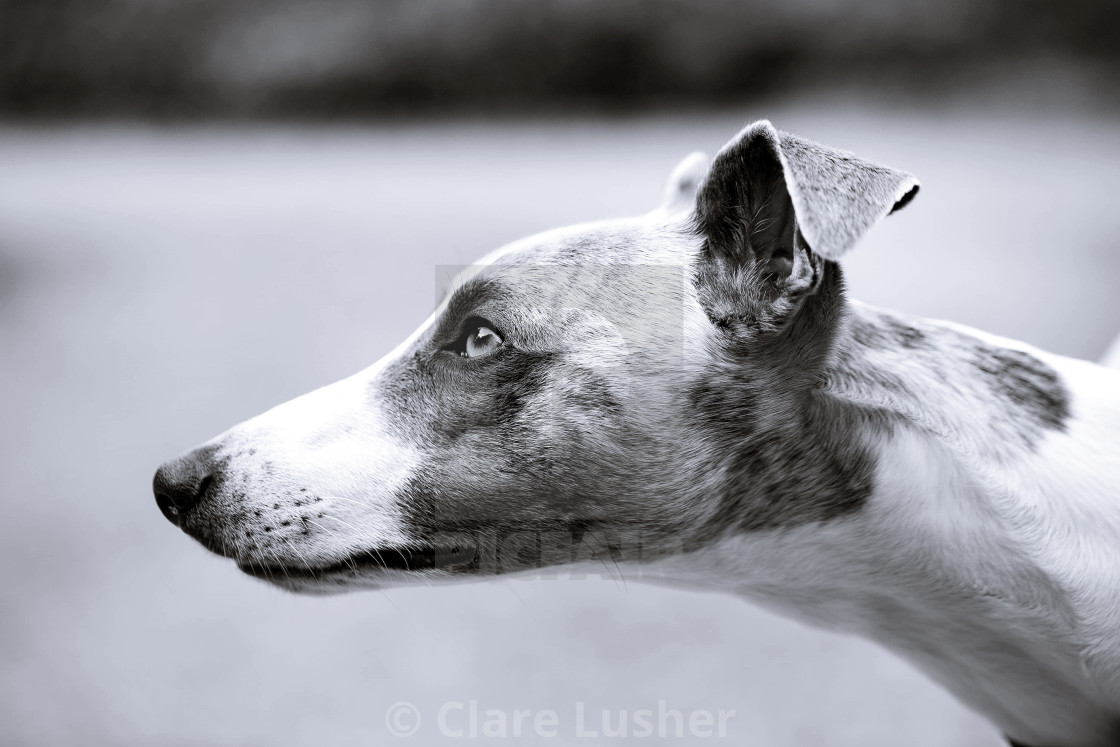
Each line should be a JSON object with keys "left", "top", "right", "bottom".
{"left": 660, "top": 151, "right": 709, "bottom": 215}
{"left": 770, "top": 126, "right": 919, "bottom": 260}
{"left": 693, "top": 120, "right": 918, "bottom": 331}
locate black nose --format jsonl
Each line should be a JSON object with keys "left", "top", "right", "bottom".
{"left": 153, "top": 445, "right": 219, "bottom": 525}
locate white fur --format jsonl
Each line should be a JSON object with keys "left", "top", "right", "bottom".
{"left": 645, "top": 349, "right": 1120, "bottom": 746}
{"left": 211, "top": 326, "right": 434, "bottom": 567}
{"left": 165, "top": 124, "right": 1120, "bottom": 745}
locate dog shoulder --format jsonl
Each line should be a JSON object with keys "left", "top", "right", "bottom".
{"left": 939, "top": 322, "right": 1120, "bottom": 698}
{"left": 935, "top": 318, "right": 1120, "bottom": 451}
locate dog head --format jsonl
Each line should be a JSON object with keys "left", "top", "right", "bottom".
{"left": 154, "top": 121, "right": 918, "bottom": 592}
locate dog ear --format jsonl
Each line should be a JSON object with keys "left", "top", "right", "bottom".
{"left": 693, "top": 120, "right": 918, "bottom": 331}
{"left": 661, "top": 151, "right": 709, "bottom": 215}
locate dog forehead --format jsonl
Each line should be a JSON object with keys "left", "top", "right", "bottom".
{"left": 448, "top": 217, "right": 698, "bottom": 308}
{"left": 478, "top": 217, "right": 694, "bottom": 274}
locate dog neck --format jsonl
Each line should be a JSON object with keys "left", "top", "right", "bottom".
{"left": 656, "top": 272, "right": 1118, "bottom": 744}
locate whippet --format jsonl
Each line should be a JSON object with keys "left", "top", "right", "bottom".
{"left": 154, "top": 120, "right": 1120, "bottom": 747}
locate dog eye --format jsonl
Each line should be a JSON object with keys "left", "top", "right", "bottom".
{"left": 449, "top": 318, "right": 504, "bottom": 358}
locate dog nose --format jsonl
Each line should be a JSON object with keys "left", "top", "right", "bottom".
{"left": 153, "top": 446, "right": 219, "bottom": 525}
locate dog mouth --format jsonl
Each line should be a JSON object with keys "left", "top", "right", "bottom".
{"left": 237, "top": 545, "right": 476, "bottom": 580}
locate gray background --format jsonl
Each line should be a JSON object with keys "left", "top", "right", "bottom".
{"left": 2, "top": 2, "right": 1119, "bottom": 745}
{"left": 4, "top": 99, "right": 1119, "bottom": 746}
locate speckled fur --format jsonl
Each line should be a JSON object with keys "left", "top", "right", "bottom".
{"left": 158, "top": 120, "right": 1120, "bottom": 745}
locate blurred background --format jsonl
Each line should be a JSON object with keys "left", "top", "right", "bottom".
{"left": 2, "top": 0, "right": 1119, "bottom": 117}
{"left": 2, "top": 1, "right": 1118, "bottom": 746}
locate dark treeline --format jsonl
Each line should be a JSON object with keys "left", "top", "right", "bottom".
{"left": 2, "top": 0, "right": 1117, "bottom": 117}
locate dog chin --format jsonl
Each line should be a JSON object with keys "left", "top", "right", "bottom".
{"left": 234, "top": 545, "right": 474, "bottom": 593}
{"left": 235, "top": 561, "right": 404, "bottom": 594}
